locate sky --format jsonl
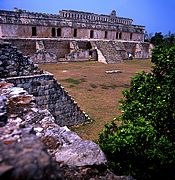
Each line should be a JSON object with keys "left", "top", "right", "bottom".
{"left": 0, "top": 0, "right": 175, "bottom": 35}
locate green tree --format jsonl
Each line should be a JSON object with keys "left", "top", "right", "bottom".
{"left": 150, "top": 32, "right": 164, "bottom": 46}
{"left": 164, "top": 32, "right": 175, "bottom": 47}
{"left": 98, "top": 45, "right": 175, "bottom": 179}
{"left": 144, "top": 31, "right": 153, "bottom": 42}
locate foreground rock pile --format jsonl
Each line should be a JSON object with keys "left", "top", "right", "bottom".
{"left": 0, "top": 81, "right": 134, "bottom": 179}
{"left": 0, "top": 41, "right": 42, "bottom": 77}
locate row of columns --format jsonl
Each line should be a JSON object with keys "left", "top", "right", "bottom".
{"left": 61, "top": 12, "right": 132, "bottom": 25}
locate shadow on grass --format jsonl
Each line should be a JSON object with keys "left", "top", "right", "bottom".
{"left": 61, "top": 78, "right": 86, "bottom": 85}
{"left": 100, "top": 83, "right": 130, "bottom": 90}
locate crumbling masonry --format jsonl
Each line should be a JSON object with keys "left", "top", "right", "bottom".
{"left": 0, "top": 8, "right": 153, "bottom": 63}
{"left": 0, "top": 41, "right": 89, "bottom": 126}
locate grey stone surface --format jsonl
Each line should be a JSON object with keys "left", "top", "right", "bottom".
{"left": 0, "top": 95, "right": 7, "bottom": 126}
{"left": 0, "top": 41, "right": 90, "bottom": 126}
{"left": 55, "top": 140, "right": 107, "bottom": 166}
{"left": 0, "top": 81, "right": 133, "bottom": 179}
{"left": 0, "top": 41, "right": 42, "bottom": 78}
{"left": 31, "top": 49, "right": 57, "bottom": 63}
{"left": 0, "top": 135, "right": 63, "bottom": 180}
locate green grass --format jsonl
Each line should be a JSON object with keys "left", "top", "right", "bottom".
{"left": 90, "top": 83, "right": 98, "bottom": 88}
{"left": 39, "top": 60, "right": 152, "bottom": 140}
{"left": 100, "top": 83, "right": 118, "bottom": 90}
{"left": 61, "top": 78, "right": 86, "bottom": 85}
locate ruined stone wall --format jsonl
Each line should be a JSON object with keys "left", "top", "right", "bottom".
{"left": 123, "top": 42, "right": 151, "bottom": 59}
{"left": 94, "top": 41, "right": 123, "bottom": 63}
{"left": 2, "top": 38, "right": 152, "bottom": 63}
{"left": 0, "top": 81, "right": 133, "bottom": 179}
{"left": 65, "top": 49, "right": 97, "bottom": 62}
{"left": 5, "top": 74, "right": 88, "bottom": 126}
{"left": 4, "top": 38, "right": 70, "bottom": 60}
{"left": 5, "top": 38, "right": 36, "bottom": 55}
{"left": 0, "top": 41, "right": 41, "bottom": 77}
{"left": 43, "top": 39, "right": 70, "bottom": 58}
{"left": 0, "top": 41, "right": 89, "bottom": 126}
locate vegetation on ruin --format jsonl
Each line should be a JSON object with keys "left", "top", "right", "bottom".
{"left": 98, "top": 45, "right": 175, "bottom": 179}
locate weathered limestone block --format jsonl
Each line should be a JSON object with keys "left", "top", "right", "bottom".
{"left": 55, "top": 138, "right": 107, "bottom": 166}
{"left": 0, "top": 41, "right": 90, "bottom": 126}
{"left": 0, "top": 41, "right": 42, "bottom": 78}
{"left": 0, "top": 135, "right": 63, "bottom": 180}
{"left": 95, "top": 41, "right": 124, "bottom": 63}
{"left": 0, "top": 82, "right": 125, "bottom": 179}
{"left": 0, "top": 95, "right": 7, "bottom": 126}
{"left": 30, "top": 49, "right": 58, "bottom": 63}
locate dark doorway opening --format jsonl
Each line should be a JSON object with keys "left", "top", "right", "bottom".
{"left": 119, "top": 32, "right": 122, "bottom": 39}
{"left": 116, "top": 32, "right": 118, "bottom": 39}
{"left": 130, "top": 33, "right": 133, "bottom": 40}
{"left": 51, "top": 28, "right": 56, "bottom": 37}
{"left": 90, "top": 30, "right": 94, "bottom": 38}
{"left": 32, "top": 27, "right": 37, "bottom": 36}
{"left": 105, "top": 31, "right": 108, "bottom": 39}
{"left": 57, "top": 28, "right": 61, "bottom": 37}
{"left": 73, "top": 29, "right": 77, "bottom": 37}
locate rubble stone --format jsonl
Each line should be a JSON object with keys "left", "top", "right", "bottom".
{"left": 0, "top": 41, "right": 90, "bottom": 126}
{"left": 0, "top": 81, "right": 133, "bottom": 179}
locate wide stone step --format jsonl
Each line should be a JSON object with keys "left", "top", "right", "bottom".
{"left": 95, "top": 41, "right": 123, "bottom": 63}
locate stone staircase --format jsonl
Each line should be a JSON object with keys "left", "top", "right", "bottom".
{"left": 94, "top": 41, "right": 124, "bottom": 64}
{"left": 70, "top": 41, "right": 79, "bottom": 51}
{"left": 90, "top": 41, "right": 107, "bottom": 63}
{"left": 111, "top": 41, "right": 128, "bottom": 60}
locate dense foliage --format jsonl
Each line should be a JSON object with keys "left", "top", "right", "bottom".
{"left": 98, "top": 45, "right": 175, "bottom": 179}
{"left": 148, "top": 32, "right": 175, "bottom": 47}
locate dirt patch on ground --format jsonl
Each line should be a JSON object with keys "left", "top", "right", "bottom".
{"left": 39, "top": 60, "right": 152, "bottom": 140}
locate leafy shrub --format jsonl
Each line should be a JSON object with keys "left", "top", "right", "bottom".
{"left": 98, "top": 45, "right": 175, "bottom": 179}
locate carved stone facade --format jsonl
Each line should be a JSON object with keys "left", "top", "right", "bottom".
{"left": 0, "top": 8, "right": 153, "bottom": 63}
{"left": 0, "top": 8, "right": 144, "bottom": 41}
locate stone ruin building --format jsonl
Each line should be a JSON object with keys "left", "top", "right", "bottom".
{"left": 0, "top": 8, "right": 151, "bottom": 179}
{"left": 0, "top": 41, "right": 89, "bottom": 126}
{"left": 0, "top": 8, "right": 153, "bottom": 63}
{"left": 0, "top": 41, "right": 134, "bottom": 179}
{"left": 0, "top": 35, "right": 136, "bottom": 179}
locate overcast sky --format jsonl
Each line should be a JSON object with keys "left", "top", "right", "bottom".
{"left": 1, "top": 0, "right": 175, "bottom": 35}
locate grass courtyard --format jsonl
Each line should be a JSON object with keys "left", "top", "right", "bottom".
{"left": 39, "top": 59, "right": 152, "bottom": 140}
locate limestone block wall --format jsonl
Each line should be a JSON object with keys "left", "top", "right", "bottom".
{"left": 76, "top": 28, "right": 89, "bottom": 39}
{"left": 5, "top": 74, "right": 89, "bottom": 126}
{"left": 123, "top": 42, "right": 151, "bottom": 59}
{"left": 65, "top": 49, "right": 97, "bottom": 62}
{"left": 2, "top": 38, "right": 152, "bottom": 63}
{"left": 132, "top": 33, "right": 144, "bottom": 42}
{"left": 62, "top": 27, "right": 72, "bottom": 38}
{"left": 43, "top": 39, "right": 70, "bottom": 58}
{"left": 5, "top": 38, "right": 36, "bottom": 55}
{"left": 4, "top": 38, "right": 70, "bottom": 60}
{"left": 0, "top": 23, "right": 59, "bottom": 38}
{"left": 30, "top": 49, "right": 57, "bottom": 63}
{"left": 0, "top": 41, "right": 41, "bottom": 77}
{"left": 0, "top": 41, "right": 89, "bottom": 126}
{"left": 94, "top": 41, "right": 123, "bottom": 63}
